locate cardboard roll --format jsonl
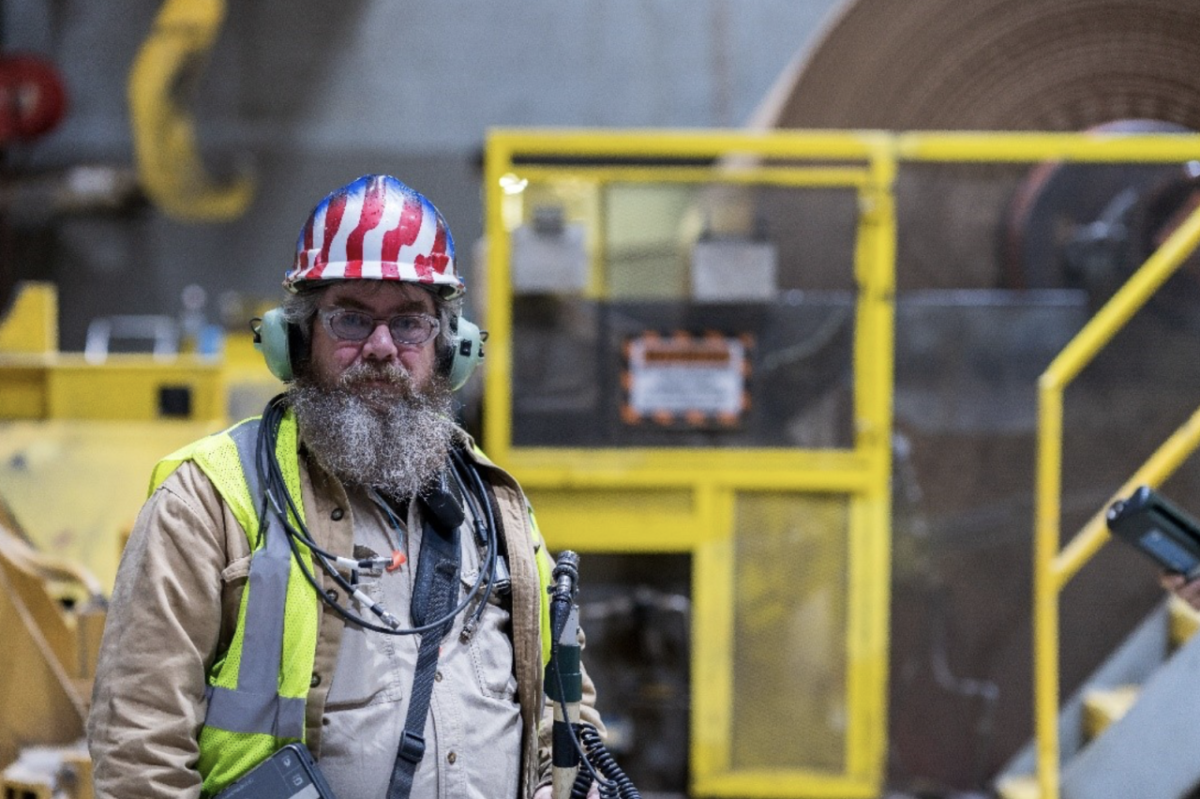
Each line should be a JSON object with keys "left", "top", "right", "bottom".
{"left": 760, "top": 0, "right": 1200, "bottom": 131}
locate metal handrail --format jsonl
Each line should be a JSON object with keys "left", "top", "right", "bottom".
{"left": 1034, "top": 201, "right": 1200, "bottom": 799}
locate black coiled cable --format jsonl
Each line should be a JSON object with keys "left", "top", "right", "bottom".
{"left": 569, "top": 724, "right": 641, "bottom": 799}
{"left": 254, "top": 394, "right": 494, "bottom": 636}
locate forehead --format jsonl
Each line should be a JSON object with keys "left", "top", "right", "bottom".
{"left": 320, "top": 281, "right": 436, "bottom": 314}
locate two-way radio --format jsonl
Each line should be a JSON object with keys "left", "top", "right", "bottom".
{"left": 1107, "top": 485, "right": 1200, "bottom": 580}
{"left": 213, "top": 743, "right": 336, "bottom": 799}
{"left": 546, "top": 551, "right": 642, "bottom": 799}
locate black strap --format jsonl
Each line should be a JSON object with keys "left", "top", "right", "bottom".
{"left": 387, "top": 508, "right": 461, "bottom": 799}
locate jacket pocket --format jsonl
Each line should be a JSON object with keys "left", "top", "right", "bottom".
{"left": 460, "top": 570, "right": 518, "bottom": 701}
{"left": 325, "top": 578, "right": 408, "bottom": 709}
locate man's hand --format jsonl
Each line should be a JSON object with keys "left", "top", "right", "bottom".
{"left": 532, "top": 780, "right": 601, "bottom": 799}
{"left": 1161, "top": 571, "right": 1200, "bottom": 610}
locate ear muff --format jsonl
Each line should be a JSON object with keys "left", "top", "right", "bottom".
{"left": 256, "top": 305, "right": 484, "bottom": 389}
{"left": 255, "top": 307, "right": 295, "bottom": 382}
{"left": 448, "top": 316, "right": 485, "bottom": 391}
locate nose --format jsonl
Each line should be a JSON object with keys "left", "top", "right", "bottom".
{"left": 360, "top": 321, "right": 399, "bottom": 362}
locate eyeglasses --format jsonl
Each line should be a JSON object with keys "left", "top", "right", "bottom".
{"left": 318, "top": 308, "right": 440, "bottom": 347}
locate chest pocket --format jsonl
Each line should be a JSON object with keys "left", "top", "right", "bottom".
{"left": 459, "top": 568, "right": 517, "bottom": 701}
{"left": 325, "top": 578, "right": 408, "bottom": 709}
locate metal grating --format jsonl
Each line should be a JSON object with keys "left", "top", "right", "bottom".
{"left": 730, "top": 491, "right": 850, "bottom": 773}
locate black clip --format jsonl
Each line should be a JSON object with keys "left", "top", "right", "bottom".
{"left": 397, "top": 729, "right": 426, "bottom": 763}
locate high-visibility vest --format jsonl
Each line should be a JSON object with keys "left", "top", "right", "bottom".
{"left": 149, "top": 410, "right": 554, "bottom": 796}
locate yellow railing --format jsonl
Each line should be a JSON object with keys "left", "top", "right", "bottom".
{"left": 1033, "top": 206, "right": 1200, "bottom": 799}
{"left": 872, "top": 131, "right": 1200, "bottom": 799}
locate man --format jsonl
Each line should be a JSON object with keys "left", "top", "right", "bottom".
{"left": 87, "top": 175, "right": 603, "bottom": 799}
{"left": 1162, "top": 572, "right": 1200, "bottom": 608}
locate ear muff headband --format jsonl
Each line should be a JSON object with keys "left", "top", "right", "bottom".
{"left": 254, "top": 307, "right": 484, "bottom": 390}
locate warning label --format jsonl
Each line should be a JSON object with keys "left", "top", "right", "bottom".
{"left": 623, "top": 332, "right": 751, "bottom": 426}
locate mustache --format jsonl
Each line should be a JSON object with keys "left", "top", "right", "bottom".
{"left": 337, "top": 361, "right": 411, "bottom": 387}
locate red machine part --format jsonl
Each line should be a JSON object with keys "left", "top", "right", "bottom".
{"left": 0, "top": 54, "right": 66, "bottom": 144}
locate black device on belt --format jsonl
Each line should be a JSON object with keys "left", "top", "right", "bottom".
{"left": 213, "top": 743, "right": 337, "bottom": 799}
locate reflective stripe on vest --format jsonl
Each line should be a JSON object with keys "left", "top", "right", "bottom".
{"left": 202, "top": 420, "right": 306, "bottom": 738}
{"left": 150, "top": 412, "right": 318, "bottom": 796}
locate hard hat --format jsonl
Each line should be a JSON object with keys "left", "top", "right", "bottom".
{"left": 285, "top": 174, "right": 462, "bottom": 298}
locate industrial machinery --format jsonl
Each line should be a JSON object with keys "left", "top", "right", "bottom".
{"left": 0, "top": 280, "right": 279, "bottom": 797}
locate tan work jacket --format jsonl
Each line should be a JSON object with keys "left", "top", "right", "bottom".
{"left": 87, "top": 441, "right": 601, "bottom": 799}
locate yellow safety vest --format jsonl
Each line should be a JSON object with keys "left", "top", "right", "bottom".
{"left": 149, "top": 410, "right": 554, "bottom": 796}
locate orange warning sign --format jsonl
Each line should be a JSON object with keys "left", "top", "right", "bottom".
{"left": 621, "top": 331, "right": 752, "bottom": 427}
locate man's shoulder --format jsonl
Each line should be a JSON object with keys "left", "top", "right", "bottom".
{"left": 150, "top": 416, "right": 264, "bottom": 484}
{"left": 153, "top": 459, "right": 222, "bottom": 505}
{"left": 458, "top": 438, "right": 522, "bottom": 492}
{"left": 142, "top": 460, "right": 237, "bottom": 548}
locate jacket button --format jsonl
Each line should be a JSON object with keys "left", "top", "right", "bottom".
{"left": 435, "top": 671, "right": 443, "bottom": 682}
{"left": 325, "top": 589, "right": 338, "bottom": 603}
{"left": 331, "top": 508, "right": 345, "bottom": 521}
{"left": 447, "top": 751, "right": 457, "bottom": 764}
{"left": 311, "top": 673, "right": 321, "bottom": 687}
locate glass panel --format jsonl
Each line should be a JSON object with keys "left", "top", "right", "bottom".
{"left": 507, "top": 177, "right": 861, "bottom": 449}
{"left": 730, "top": 492, "right": 849, "bottom": 772}
{"left": 510, "top": 297, "right": 855, "bottom": 448}
{"left": 605, "top": 184, "right": 695, "bottom": 300}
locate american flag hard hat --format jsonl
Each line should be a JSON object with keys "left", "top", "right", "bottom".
{"left": 284, "top": 174, "right": 462, "bottom": 297}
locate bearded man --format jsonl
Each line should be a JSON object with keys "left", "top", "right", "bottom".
{"left": 87, "top": 176, "right": 603, "bottom": 799}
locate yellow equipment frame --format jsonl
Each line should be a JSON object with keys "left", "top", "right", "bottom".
{"left": 485, "top": 130, "right": 897, "bottom": 798}
{"left": 486, "top": 129, "right": 1200, "bottom": 798}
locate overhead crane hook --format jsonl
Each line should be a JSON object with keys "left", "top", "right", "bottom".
{"left": 128, "top": 0, "right": 253, "bottom": 221}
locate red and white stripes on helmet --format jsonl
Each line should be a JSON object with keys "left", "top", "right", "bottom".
{"left": 285, "top": 174, "right": 463, "bottom": 298}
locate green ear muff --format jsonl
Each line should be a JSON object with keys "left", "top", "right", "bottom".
{"left": 449, "top": 317, "right": 485, "bottom": 391}
{"left": 255, "top": 307, "right": 294, "bottom": 382}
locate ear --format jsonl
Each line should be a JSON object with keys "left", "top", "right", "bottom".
{"left": 447, "top": 316, "right": 485, "bottom": 391}
{"left": 255, "top": 307, "right": 295, "bottom": 382}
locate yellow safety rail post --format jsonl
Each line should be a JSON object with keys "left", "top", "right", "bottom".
{"left": 846, "top": 136, "right": 897, "bottom": 782}
{"left": 129, "top": 0, "right": 254, "bottom": 221}
{"left": 1033, "top": 201, "right": 1200, "bottom": 799}
{"left": 485, "top": 129, "right": 895, "bottom": 798}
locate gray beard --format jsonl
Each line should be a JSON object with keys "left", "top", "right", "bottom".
{"left": 288, "top": 363, "right": 460, "bottom": 501}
